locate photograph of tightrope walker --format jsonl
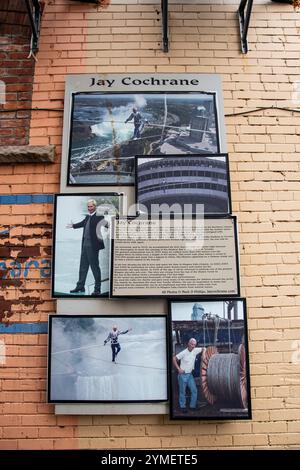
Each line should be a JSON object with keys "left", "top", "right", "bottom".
{"left": 169, "top": 298, "right": 251, "bottom": 420}
{"left": 62, "top": 73, "right": 228, "bottom": 188}
{"left": 66, "top": 91, "right": 220, "bottom": 186}
{"left": 48, "top": 315, "right": 168, "bottom": 403}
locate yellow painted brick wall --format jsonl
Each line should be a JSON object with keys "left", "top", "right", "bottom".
{"left": 1, "top": 0, "right": 300, "bottom": 450}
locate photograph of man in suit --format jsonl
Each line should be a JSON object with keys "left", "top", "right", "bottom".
{"left": 66, "top": 199, "right": 108, "bottom": 296}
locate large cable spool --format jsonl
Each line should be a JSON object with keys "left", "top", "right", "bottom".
{"left": 200, "top": 346, "right": 218, "bottom": 405}
{"left": 200, "top": 344, "right": 248, "bottom": 409}
{"left": 238, "top": 343, "right": 248, "bottom": 409}
{"left": 207, "top": 353, "right": 242, "bottom": 407}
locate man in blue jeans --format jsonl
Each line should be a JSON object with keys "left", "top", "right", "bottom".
{"left": 104, "top": 325, "right": 132, "bottom": 363}
{"left": 173, "top": 338, "right": 204, "bottom": 413}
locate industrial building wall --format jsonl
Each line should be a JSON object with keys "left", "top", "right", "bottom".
{"left": 1, "top": 0, "right": 300, "bottom": 450}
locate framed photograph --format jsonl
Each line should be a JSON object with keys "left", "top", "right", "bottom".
{"left": 47, "top": 315, "right": 168, "bottom": 403}
{"left": 110, "top": 215, "right": 240, "bottom": 299}
{"left": 169, "top": 298, "right": 251, "bottom": 420}
{"left": 52, "top": 193, "right": 122, "bottom": 298}
{"left": 135, "top": 154, "right": 231, "bottom": 215}
{"left": 61, "top": 74, "right": 227, "bottom": 188}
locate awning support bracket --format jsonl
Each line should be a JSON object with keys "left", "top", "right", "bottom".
{"left": 238, "top": 0, "right": 254, "bottom": 54}
{"left": 161, "top": 0, "right": 169, "bottom": 53}
{"left": 25, "top": 0, "right": 42, "bottom": 54}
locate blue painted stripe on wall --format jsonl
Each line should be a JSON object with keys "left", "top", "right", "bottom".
{"left": 32, "top": 195, "right": 53, "bottom": 204}
{"left": 0, "top": 322, "right": 48, "bottom": 334}
{"left": 0, "top": 195, "right": 54, "bottom": 205}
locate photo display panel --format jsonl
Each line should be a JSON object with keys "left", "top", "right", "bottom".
{"left": 48, "top": 315, "right": 168, "bottom": 403}
{"left": 110, "top": 216, "right": 240, "bottom": 298}
{"left": 135, "top": 153, "right": 231, "bottom": 216}
{"left": 52, "top": 193, "right": 123, "bottom": 298}
{"left": 168, "top": 298, "right": 251, "bottom": 420}
{"left": 61, "top": 74, "right": 227, "bottom": 189}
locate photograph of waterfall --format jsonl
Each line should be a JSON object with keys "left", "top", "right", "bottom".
{"left": 66, "top": 91, "right": 220, "bottom": 185}
{"left": 48, "top": 315, "right": 168, "bottom": 403}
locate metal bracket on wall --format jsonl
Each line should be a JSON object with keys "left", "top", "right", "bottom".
{"left": 161, "top": 0, "right": 169, "bottom": 53}
{"left": 238, "top": 0, "right": 254, "bottom": 54}
{"left": 160, "top": 0, "right": 253, "bottom": 55}
{"left": 25, "top": 0, "right": 42, "bottom": 54}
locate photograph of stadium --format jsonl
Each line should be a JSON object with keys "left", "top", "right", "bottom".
{"left": 135, "top": 154, "right": 231, "bottom": 215}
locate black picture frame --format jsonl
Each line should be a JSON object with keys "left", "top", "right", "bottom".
{"left": 135, "top": 153, "right": 232, "bottom": 216}
{"left": 109, "top": 215, "right": 241, "bottom": 299}
{"left": 51, "top": 192, "right": 123, "bottom": 299}
{"left": 168, "top": 297, "right": 252, "bottom": 421}
{"left": 47, "top": 314, "right": 169, "bottom": 403}
{"left": 66, "top": 90, "right": 221, "bottom": 187}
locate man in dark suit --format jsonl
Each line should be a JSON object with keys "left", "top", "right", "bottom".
{"left": 67, "top": 199, "right": 107, "bottom": 296}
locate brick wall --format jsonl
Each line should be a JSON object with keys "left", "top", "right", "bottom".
{"left": 1, "top": 0, "right": 300, "bottom": 450}
{"left": 0, "top": 0, "right": 36, "bottom": 146}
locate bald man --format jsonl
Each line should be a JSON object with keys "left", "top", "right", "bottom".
{"left": 173, "top": 338, "right": 204, "bottom": 413}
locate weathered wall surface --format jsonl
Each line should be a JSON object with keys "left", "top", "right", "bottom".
{"left": 1, "top": 0, "right": 300, "bottom": 450}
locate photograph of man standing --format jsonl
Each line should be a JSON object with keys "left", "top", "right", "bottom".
{"left": 125, "top": 107, "right": 143, "bottom": 140}
{"left": 67, "top": 199, "right": 107, "bottom": 296}
{"left": 173, "top": 338, "right": 204, "bottom": 413}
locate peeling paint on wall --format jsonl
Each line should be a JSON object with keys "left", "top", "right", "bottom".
{"left": 0, "top": 259, "right": 51, "bottom": 279}
{"left": 0, "top": 194, "right": 54, "bottom": 323}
